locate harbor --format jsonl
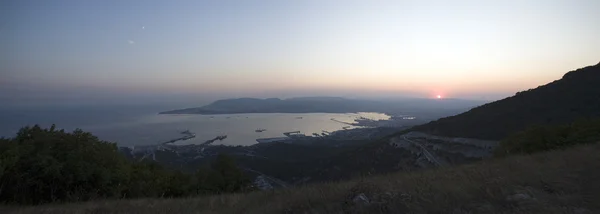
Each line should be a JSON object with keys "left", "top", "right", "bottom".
{"left": 122, "top": 112, "right": 400, "bottom": 147}
{"left": 162, "top": 130, "right": 227, "bottom": 146}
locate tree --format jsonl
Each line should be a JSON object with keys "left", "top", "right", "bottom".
{"left": 0, "top": 125, "right": 131, "bottom": 203}
{"left": 0, "top": 125, "right": 253, "bottom": 204}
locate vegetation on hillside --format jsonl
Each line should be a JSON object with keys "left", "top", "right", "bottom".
{"left": 495, "top": 119, "right": 600, "bottom": 156}
{"left": 412, "top": 63, "right": 600, "bottom": 140}
{"left": 6, "top": 142, "right": 600, "bottom": 214}
{"left": 0, "top": 125, "right": 250, "bottom": 204}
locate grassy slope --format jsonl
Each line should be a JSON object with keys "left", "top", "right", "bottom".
{"left": 5, "top": 143, "right": 599, "bottom": 214}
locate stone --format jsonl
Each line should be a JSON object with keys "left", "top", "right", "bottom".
{"left": 352, "top": 193, "right": 370, "bottom": 205}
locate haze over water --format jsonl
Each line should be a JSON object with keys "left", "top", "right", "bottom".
{"left": 0, "top": 106, "right": 390, "bottom": 146}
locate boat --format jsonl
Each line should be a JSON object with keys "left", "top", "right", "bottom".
{"left": 284, "top": 131, "right": 306, "bottom": 138}
{"left": 295, "top": 117, "right": 303, "bottom": 119}
{"left": 255, "top": 128, "right": 267, "bottom": 132}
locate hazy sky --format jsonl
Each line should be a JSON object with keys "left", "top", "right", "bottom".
{"left": 2, "top": 0, "right": 599, "bottom": 105}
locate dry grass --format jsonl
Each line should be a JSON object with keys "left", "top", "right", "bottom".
{"left": 3, "top": 143, "right": 600, "bottom": 214}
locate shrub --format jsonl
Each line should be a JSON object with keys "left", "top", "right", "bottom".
{"left": 495, "top": 119, "right": 600, "bottom": 156}
{"left": 0, "top": 125, "right": 250, "bottom": 204}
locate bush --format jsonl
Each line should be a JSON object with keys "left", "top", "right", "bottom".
{"left": 0, "top": 125, "right": 250, "bottom": 204}
{"left": 495, "top": 119, "right": 600, "bottom": 156}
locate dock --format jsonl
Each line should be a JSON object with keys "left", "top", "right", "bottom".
{"left": 162, "top": 130, "right": 196, "bottom": 145}
{"left": 283, "top": 131, "right": 302, "bottom": 137}
{"left": 330, "top": 118, "right": 356, "bottom": 126}
{"left": 200, "top": 135, "right": 228, "bottom": 146}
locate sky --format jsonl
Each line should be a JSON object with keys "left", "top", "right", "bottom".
{"left": 1, "top": 0, "right": 599, "bottom": 106}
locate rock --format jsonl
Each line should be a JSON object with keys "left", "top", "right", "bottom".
{"left": 253, "top": 176, "right": 274, "bottom": 190}
{"left": 353, "top": 193, "right": 370, "bottom": 205}
{"left": 506, "top": 193, "right": 532, "bottom": 201}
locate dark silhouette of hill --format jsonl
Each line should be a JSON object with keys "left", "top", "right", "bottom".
{"left": 412, "top": 62, "right": 600, "bottom": 140}
{"left": 159, "top": 97, "right": 379, "bottom": 114}
{"left": 159, "top": 96, "right": 485, "bottom": 115}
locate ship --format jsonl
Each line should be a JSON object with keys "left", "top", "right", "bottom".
{"left": 255, "top": 129, "right": 267, "bottom": 133}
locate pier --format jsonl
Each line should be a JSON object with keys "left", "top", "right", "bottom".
{"left": 161, "top": 130, "right": 227, "bottom": 146}
{"left": 283, "top": 131, "right": 302, "bottom": 137}
{"left": 330, "top": 118, "right": 356, "bottom": 126}
{"left": 200, "top": 135, "right": 228, "bottom": 146}
{"left": 162, "top": 130, "right": 196, "bottom": 145}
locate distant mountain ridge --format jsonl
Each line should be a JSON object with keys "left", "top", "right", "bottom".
{"left": 159, "top": 97, "right": 377, "bottom": 114}
{"left": 159, "top": 96, "right": 485, "bottom": 115}
{"left": 411, "top": 62, "right": 600, "bottom": 140}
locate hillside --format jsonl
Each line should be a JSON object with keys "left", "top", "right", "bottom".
{"left": 412, "top": 62, "right": 600, "bottom": 140}
{"left": 6, "top": 142, "right": 600, "bottom": 214}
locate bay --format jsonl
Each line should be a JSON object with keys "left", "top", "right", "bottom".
{"left": 0, "top": 106, "right": 390, "bottom": 146}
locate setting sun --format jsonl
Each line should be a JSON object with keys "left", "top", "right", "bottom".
{"left": 437, "top": 95, "right": 442, "bottom": 99}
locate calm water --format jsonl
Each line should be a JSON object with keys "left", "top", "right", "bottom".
{"left": 0, "top": 106, "right": 389, "bottom": 146}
